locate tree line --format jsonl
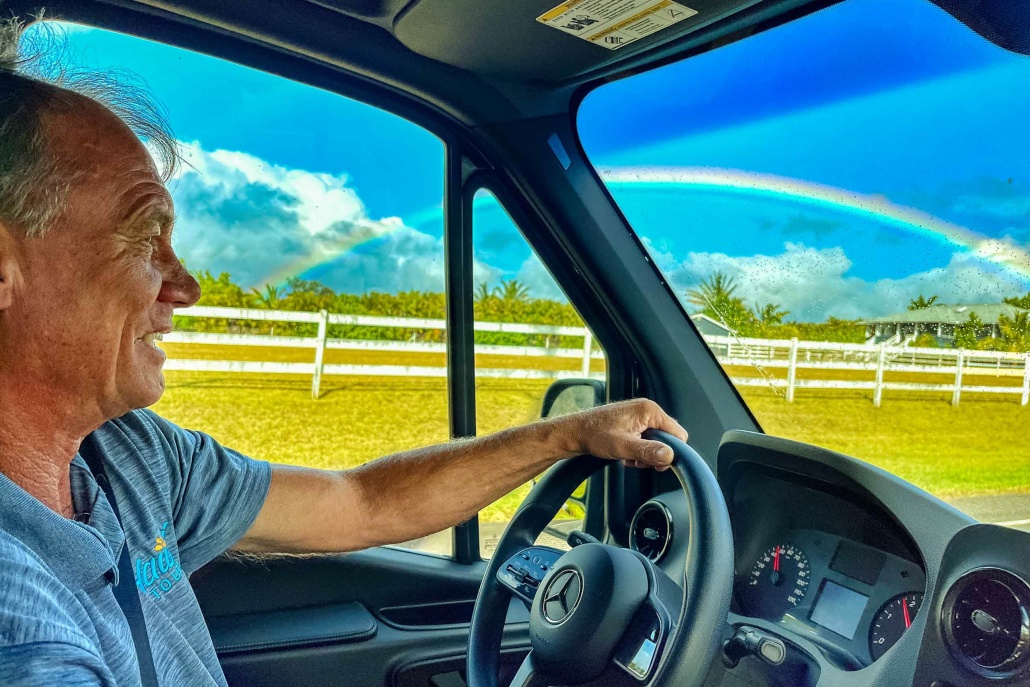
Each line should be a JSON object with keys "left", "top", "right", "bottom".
{"left": 690, "top": 273, "right": 1030, "bottom": 352}
{"left": 175, "top": 271, "right": 590, "bottom": 348}
{"left": 174, "top": 269, "right": 1030, "bottom": 352}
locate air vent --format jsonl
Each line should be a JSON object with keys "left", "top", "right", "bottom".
{"left": 630, "top": 502, "right": 672, "bottom": 562}
{"left": 942, "top": 568, "right": 1030, "bottom": 678}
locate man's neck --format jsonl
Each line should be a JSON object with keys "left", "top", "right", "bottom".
{"left": 0, "top": 381, "right": 103, "bottom": 518}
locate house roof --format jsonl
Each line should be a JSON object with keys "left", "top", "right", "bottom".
{"left": 860, "top": 303, "right": 1028, "bottom": 325}
{"left": 690, "top": 313, "right": 734, "bottom": 333}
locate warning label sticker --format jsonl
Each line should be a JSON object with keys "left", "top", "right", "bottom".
{"left": 537, "top": 0, "right": 698, "bottom": 50}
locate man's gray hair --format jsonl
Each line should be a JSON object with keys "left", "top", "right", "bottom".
{"left": 0, "top": 16, "right": 179, "bottom": 238}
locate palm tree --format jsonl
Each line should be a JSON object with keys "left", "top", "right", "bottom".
{"left": 474, "top": 282, "right": 494, "bottom": 305}
{"left": 756, "top": 302, "right": 789, "bottom": 325}
{"left": 908, "top": 294, "right": 939, "bottom": 310}
{"left": 999, "top": 311, "right": 1030, "bottom": 352}
{"left": 250, "top": 284, "right": 283, "bottom": 309}
{"left": 687, "top": 272, "right": 756, "bottom": 333}
{"left": 497, "top": 279, "right": 530, "bottom": 304}
{"left": 954, "top": 312, "right": 985, "bottom": 349}
{"left": 688, "top": 272, "right": 738, "bottom": 310}
{"left": 1004, "top": 292, "right": 1030, "bottom": 309}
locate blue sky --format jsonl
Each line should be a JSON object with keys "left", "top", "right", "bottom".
{"left": 37, "top": 0, "right": 1030, "bottom": 321}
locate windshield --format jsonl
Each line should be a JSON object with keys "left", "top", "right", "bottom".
{"left": 578, "top": 0, "right": 1030, "bottom": 529}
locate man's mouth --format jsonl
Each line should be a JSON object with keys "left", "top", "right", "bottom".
{"left": 136, "top": 332, "right": 165, "bottom": 349}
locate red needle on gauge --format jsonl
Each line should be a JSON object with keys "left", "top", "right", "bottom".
{"left": 773, "top": 545, "right": 781, "bottom": 572}
{"left": 902, "top": 597, "right": 912, "bottom": 628}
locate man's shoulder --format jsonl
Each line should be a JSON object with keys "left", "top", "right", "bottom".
{"left": 97, "top": 408, "right": 178, "bottom": 449}
{"left": 92, "top": 409, "right": 194, "bottom": 477}
{"left": 0, "top": 531, "right": 96, "bottom": 649}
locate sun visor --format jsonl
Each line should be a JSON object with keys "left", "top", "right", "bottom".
{"left": 394, "top": 0, "right": 762, "bottom": 81}
{"left": 930, "top": 0, "right": 1030, "bottom": 55}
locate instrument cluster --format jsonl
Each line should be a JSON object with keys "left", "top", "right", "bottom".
{"left": 734, "top": 528, "right": 926, "bottom": 667}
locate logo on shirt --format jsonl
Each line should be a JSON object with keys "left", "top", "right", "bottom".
{"left": 134, "top": 522, "right": 182, "bottom": 600}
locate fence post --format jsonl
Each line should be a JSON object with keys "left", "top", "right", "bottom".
{"left": 311, "top": 309, "right": 329, "bottom": 400}
{"left": 952, "top": 349, "right": 965, "bottom": 407}
{"left": 873, "top": 343, "right": 886, "bottom": 408}
{"left": 1022, "top": 354, "right": 1030, "bottom": 407}
{"left": 786, "top": 338, "right": 799, "bottom": 402}
{"left": 581, "top": 330, "right": 593, "bottom": 377}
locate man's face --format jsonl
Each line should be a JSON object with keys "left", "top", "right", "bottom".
{"left": 0, "top": 94, "right": 200, "bottom": 421}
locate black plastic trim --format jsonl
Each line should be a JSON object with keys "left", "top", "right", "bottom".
{"left": 209, "top": 601, "right": 376, "bottom": 655}
{"left": 446, "top": 146, "right": 481, "bottom": 564}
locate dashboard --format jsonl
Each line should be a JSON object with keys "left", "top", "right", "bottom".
{"left": 627, "top": 430, "right": 1030, "bottom": 687}
{"left": 728, "top": 470, "right": 927, "bottom": 670}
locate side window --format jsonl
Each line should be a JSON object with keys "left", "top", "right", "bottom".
{"left": 43, "top": 22, "right": 452, "bottom": 555}
{"left": 471, "top": 190, "right": 606, "bottom": 558}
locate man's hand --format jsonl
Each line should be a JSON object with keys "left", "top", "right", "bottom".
{"left": 551, "top": 398, "right": 688, "bottom": 471}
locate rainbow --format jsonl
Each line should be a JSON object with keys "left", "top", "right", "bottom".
{"left": 256, "top": 167, "right": 1030, "bottom": 286}
{"left": 601, "top": 167, "right": 1030, "bottom": 281}
{"left": 258, "top": 219, "right": 406, "bottom": 288}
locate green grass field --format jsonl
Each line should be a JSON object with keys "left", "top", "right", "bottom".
{"left": 153, "top": 343, "right": 1030, "bottom": 522}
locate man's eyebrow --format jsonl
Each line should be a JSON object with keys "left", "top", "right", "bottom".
{"left": 121, "top": 197, "right": 176, "bottom": 230}
{"left": 118, "top": 176, "right": 174, "bottom": 221}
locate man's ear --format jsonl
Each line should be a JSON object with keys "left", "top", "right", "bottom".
{"left": 0, "top": 222, "right": 21, "bottom": 311}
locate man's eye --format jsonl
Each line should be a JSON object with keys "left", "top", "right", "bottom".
{"left": 144, "top": 222, "right": 163, "bottom": 245}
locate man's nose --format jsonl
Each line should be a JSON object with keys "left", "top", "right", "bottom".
{"left": 158, "top": 252, "right": 201, "bottom": 308}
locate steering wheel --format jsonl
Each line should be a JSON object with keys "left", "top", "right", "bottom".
{"left": 467, "top": 430, "right": 735, "bottom": 687}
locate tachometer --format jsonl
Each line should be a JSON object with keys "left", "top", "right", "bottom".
{"left": 869, "top": 593, "right": 923, "bottom": 660}
{"left": 740, "top": 543, "right": 811, "bottom": 619}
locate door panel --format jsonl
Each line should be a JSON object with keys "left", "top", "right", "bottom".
{"left": 192, "top": 547, "right": 531, "bottom": 687}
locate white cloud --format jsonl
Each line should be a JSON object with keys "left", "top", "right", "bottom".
{"left": 513, "top": 254, "right": 567, "bottom": 302}
{"left": 656, "top": 241, "right": 1029, "bottom": 321}
{"left": 168, "top": 142, "right": 435, "bottom": 290}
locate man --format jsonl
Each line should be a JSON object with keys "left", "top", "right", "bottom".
{"left": 0, "top": 18, "right": 687, "bottom": 686}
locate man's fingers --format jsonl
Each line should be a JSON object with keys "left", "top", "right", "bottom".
{"left": 647, "top": 404, "right": 688, "bottom": 443}
{"left": 622, "top": 441, "right": 672, "bottom": 471}
{"left": 629, "top": 438, "right": 674, "bottom": 468}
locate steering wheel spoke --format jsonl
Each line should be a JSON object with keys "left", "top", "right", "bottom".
{"left": 508, "top": 651, "right": 547, "bottom": 687}
{"left": 496, "top": 547, "right": 565, "bottom": 604}
{"left": 612, "top": 597, "right": 671, "bottom": 682}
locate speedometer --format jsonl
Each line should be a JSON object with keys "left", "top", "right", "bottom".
{"left": 740, "top": 543, "right": 812, "bottom": 619}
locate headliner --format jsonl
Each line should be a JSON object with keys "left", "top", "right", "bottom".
{"left": 9, "top": 0, "right": 838, "bottom": 126}
{"left": 7, "top": 0, "right": 1027, "bottom": 128}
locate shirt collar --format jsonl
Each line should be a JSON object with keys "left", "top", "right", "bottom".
{"left": 0, "top": 455, "right": 124, "bottom": 589}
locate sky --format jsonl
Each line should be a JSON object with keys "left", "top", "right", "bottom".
{"left": 32, "top": 0, "right": 1030, "bottom": 321}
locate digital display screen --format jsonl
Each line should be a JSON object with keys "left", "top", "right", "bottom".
{"left": 829, "top": 540, "right": 885, "bottom": 586}
{"left": 809, "top": 580, "right": 869, "bottom": 639}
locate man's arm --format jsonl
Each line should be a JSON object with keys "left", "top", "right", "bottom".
{"left": 232, "top": 399, "right": 686, "bottom": 554}
{"left": 0, "top": 644, "right": 112, "bottom": 687}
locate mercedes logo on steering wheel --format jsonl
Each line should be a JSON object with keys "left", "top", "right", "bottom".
{"left": 542, "top": 569, "right": 583, "bottom": 625}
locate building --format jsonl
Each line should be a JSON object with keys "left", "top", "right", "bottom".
{"left": 860, "top": 303, "right": 1028, "bottom": 346}
{"left": 690, "top": 313, "right": 735, "bottom": 338}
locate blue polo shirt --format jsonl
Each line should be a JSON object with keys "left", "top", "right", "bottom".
{"left": 0, "top": 409, "right": 272, "bottom": 686}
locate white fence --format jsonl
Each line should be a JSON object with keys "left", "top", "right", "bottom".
{"left": 167, "top": 307, "right": 1030, "bottom": 406}
{"left": 169, "top": 306, "right": 604, "bottom": 398}
{"left": 705, "top": 335, "right": 1030, "bottom": 407}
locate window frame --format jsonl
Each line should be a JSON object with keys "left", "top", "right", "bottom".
{"left": 462, "top": 179, "right": 611, "bottom": 561}
{"left": 30, "top": 13, "right": 639, "bottom": 563}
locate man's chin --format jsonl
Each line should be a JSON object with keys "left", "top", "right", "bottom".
{"left": 126, "top": 369, "right": 167, "bottom": 412}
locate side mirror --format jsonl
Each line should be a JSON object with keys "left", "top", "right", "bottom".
{"left": 540, "top": 378, "right": 605, "bottom": 419}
